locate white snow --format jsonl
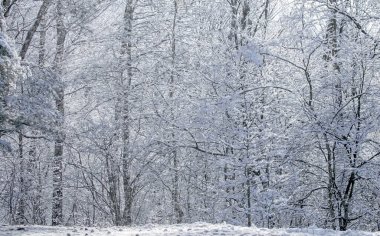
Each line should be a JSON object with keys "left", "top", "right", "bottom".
{"left": 1, "top": 223, "right": 379, "bottom": 236}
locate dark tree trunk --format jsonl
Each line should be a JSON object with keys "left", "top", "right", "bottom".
{"left": 19, "top": 0, "right": 52, "bottom": 60}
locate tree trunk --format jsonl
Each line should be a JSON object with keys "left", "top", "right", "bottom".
{"left": 324, "top": 0, "right": 354, "bottom": 231}
{"left": 105, "top": 152, "right": 122, "bottom": 225}
{"left": 121, "top": 0, "right": 134, "bottom": 226}
{"left": 28, "top": 14, "right": 48, "bottom": 225}
{"left": 52, "top": 0, "right": 66, "bottom": 226}
{"left": 19, "top": 0, "right": 52, "bottom": 60}
{"left": 15, "top": 1, "right": 50, "bottom": 225}
{"left": 228, "top": 0, "right": 239, "bottom": 50}
{"left": 15, "top": 132, "right": 26, "bottom": 225}
{"left": 169, "top": 0, "right": 183, "bottom": 224}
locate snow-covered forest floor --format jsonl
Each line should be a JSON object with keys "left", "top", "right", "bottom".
{"left": 1, "top": 223, "right": 379, "bottom": 236}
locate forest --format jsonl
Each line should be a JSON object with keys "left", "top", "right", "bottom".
{"left": 0, "top": 0, "right": 379, "bottom": 233}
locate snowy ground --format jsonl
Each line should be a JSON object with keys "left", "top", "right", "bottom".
{"left": 1, "top": 223, "right": 379, "bottom": 236}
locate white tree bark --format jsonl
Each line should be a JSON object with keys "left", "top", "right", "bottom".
{"left": 52, "top": 0, "right": 66, "bottom": 226}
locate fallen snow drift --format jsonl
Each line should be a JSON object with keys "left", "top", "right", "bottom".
{"left": 1, "top": 223, "right": 379, "bottom": 236}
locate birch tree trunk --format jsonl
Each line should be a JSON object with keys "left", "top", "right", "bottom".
{"left": 0, "top": 4, "right": 5, "bottom": 138}
{"left": 31, "top": 14, "right": 48, "bottom": 225}
{"left": 106, "top": 151, "right": 122, "bottom": 225}
{"left": 15, "top": 132, "right": 26, "bottom": 225}
{"left": 224, "top": 0, "right": 239, "bottom": 224}
{"left": 325, "top": 0, "right": 342, "bottom": 230}
{"left": 323, "top": 0, "right": 357, "bottom": 231}
{"left": 121, "top": 0, "right": 134, "bottom": 226}
{"left": 52, "top": 0, "right": 66, "bottom": 226}
{"left": 170, "top": 0, "right": 183, "bottom": 224}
